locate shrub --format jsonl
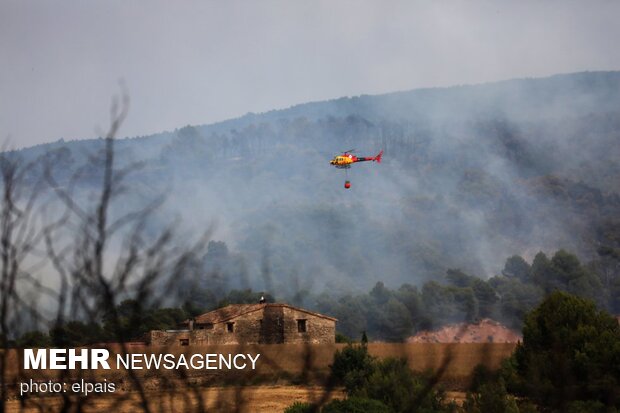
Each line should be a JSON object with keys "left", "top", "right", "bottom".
{"left": 283, "top": 401, "right": 316, "bottom": 413}
{"left": 330, "top": 344, "right": 455, "bottom": 413}
{"left": 322, "top": 397, "right": 392, "bottom": 413}
{"left": 330, "top": 343, "right": 375, "bottom": 394}
{"left": 463, "top": 379, "right": 520, "bottom": 413}
{"left": 16, "top": 330, "right": 51, "bottom": 348}
{"left": 566, "top": 400, "right": 616, "bottom": 413}
{"left": 469, "top": 364, "right": 498, "bottom": 392}
{"left": 355, "top": 358, "right": 453, "bottom": 413}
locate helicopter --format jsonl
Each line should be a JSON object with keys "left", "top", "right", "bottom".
{"left": 330, "top": 149, "right": 383, "bottom": 189}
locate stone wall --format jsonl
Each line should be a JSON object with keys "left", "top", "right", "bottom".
{"left": 148, "top": 330, "right": 191, "bottom": 347}
{"left": 261, "top": 305, "right": 284, "bottom": 344}
{"left": 149, "top": 305, "right": 336, "bottom": 346}
{"left": 281, "top": 307, "right": 336, "bottom": 344}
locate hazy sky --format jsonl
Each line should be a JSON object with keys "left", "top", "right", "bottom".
{"left": 2, "top": 1, "right": 620, "bottom": 148}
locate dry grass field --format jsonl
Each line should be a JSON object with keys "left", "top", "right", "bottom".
{"left": 367, "top": 342, "right": 516, "bottom": 379}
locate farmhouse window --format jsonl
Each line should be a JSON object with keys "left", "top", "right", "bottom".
{"left": 180, "top": 339, "right": 189, "bottom": 346}
{"left": 227, "top": 322, "right": 234, "bottom": 332}
{"left": 297, "top": 319, "right": 307, "bottom": 333}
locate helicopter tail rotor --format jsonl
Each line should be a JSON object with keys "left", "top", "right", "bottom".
{"left": 374, "top": 150, "right": 383, "bottom": 163}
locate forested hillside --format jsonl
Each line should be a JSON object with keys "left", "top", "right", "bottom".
{"left": 12, "top": 71, "right": 620, "bottom": 308}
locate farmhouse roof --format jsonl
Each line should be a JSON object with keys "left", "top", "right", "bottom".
{"left": 188, "top": 303, "right": 337, "bottom": 325}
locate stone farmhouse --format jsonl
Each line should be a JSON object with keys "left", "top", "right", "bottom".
{"left": 148, "top": 303, "right": 337, "bottom": 346}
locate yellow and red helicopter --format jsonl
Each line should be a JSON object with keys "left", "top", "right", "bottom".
{"left": 330, "top": 149, "right": 383, "bottom": 189}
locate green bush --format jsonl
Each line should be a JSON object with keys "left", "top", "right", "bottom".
{"left": 463, "top": 379, "right": 520, "bottom": 413}
{"left": 514, "top": 401, "right": 539, "bottom": 413}
{"left": 358, "top": 358, "right": 453, "bottom": 413}
{"left": 322, "top": 397, "right": 392, "bottom": 413}
{"left": 566, "top": 400, "right": 617, "bottom": 413}
{"left": 469, "top": 364, "right": 498, "bottom": 392}
{"left": 330, "top": 343, "right": 375, "bottom": 394}
{"left": 353, "top": 358, "right": 415, "bottom": 412}
{"left": 283, "top": 401, "right": 316, "bottom": 413}
{"left": 16, "top": 330, "right": 51, "bottom": 348}
{"left": 330, "top": 343, "right": 455, "bottom": 413}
